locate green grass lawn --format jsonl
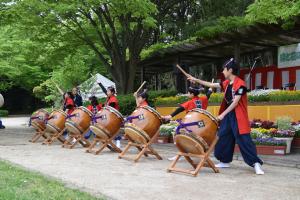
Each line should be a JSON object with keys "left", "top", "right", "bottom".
{"left": 0, "top": 160, "right": 105, "bottom": 200}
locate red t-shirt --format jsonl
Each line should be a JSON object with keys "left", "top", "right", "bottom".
{"left": 139, "top": 101, "right": 149, "bottom": 107}
{"left": 106, "top": 95, "right": 120, "bottom": 111}
{"left": 180, "top": 96, "right": 208, "bottom": 112}
{"left": 65, "top": 97, "right": 75, "bottom": 115}
{"left": 87, "top": 104, "right": 102, "bottom": 114}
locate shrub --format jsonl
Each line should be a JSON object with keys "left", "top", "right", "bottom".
{"left": 0, "top": 110, "right": 9, "bottom": 117}
{"left": 269, "top": 91, "right": 300, "bottom": 102}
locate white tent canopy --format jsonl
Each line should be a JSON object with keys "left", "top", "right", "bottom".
{"left": 79, "top": 73, "right": 116, "bottom": 101}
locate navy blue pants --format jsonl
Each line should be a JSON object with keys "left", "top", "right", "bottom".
{"left": 214, "top": 111, "right": 263, "bottom": 167}
{"left": 0, "top": 119, "right": 4, "bottom": 128}
{"left": 84, "top": 130, "right": 95, "bottom": 139}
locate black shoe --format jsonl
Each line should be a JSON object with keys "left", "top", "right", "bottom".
{"left": 0, "top": 125, "right": 5, "bottom": 129}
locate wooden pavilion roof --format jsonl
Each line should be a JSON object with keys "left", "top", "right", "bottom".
{"left": 139, "top": 20, "right": 300, "bottom": 75}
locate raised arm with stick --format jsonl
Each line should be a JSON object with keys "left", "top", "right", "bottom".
{"left": 176, "top": 64, "right": 192, "bottom": 78}
{"left": 52, "top": 81, "right": 64, "bottom": 96}
{"left": 133, "top": 81, "right": 147, "bottom": 107}
{"left": 133, "top": 81, "right": 147, "bottom": 97}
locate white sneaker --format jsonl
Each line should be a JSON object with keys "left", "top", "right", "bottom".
{"left": 254, "top": 163, "right": 264, "bottom": 175}
{"left": 215, "top": 162, "right": 230, "bottom": 168}
{"left": 116, "top": 140, "right": 121, "bottom": 148}
{"left": 71, "top": 138, "right": 76, "bottom": 144}
{"left": 168, "top": 156, "right": 184, "bottom": 161}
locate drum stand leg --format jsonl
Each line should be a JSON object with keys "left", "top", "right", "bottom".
{"left": 62, "top": 130, "right": 91, "bottom": 149}
{"left": 167, "top": 137, "right": 219, "bottom": 177}
{"left": 123, "top": 135, "right": 149, "bottom": 157}
{"left": 119, "top": 131, "right": 162, "bottom": 162}
{"left": 87, "top": 132, "right": 122, "bottom": 155}
{"left": 85, "top": 139, "right": 99, "bottom": 153}
{"left": 43, "top": 128, "right": 66, "bottom": 145}
{"left": 29, "top": 129, "right": 47, "bottom": 143}
{"left": 118, "top": 141, "right": 132, "bottom": 159}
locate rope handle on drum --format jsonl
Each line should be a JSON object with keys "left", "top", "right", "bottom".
{"left": 66, "top": 113, "right": 77, "bottom": 119}
{"left": 28, "top": 116, "right": 41, "bottom": 126}
{"left": 175, "top": 119, "right": 204, "bottom": 134}
{"left": 125, "top": 114, "right": 145, "bottom": 123}
{"left": 28, "top": 115, "right": 50, "bottom": 126}
{"left": 28, "top": 115, "right": 56, "bottom": 126}
{"left": 92, "top": 115, "right": 106, "bottom": 124}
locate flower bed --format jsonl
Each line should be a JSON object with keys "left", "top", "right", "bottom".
{"left": 154, "top": 90, "right": 300, "bottom": 106}
{"left": 245, "top": 116, "right": 298, "bottom": 154}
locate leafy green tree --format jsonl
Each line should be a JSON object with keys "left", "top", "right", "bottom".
{"left": 246, "top": 0, "right": 300, "bottom": 28}
{"left": 9, "top": 0, "right": 157, "bottom": 94}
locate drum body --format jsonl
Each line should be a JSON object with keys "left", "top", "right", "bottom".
{"left": 30, "top": 109, "right": 49, "bottom": 131}
{"left": 90, "top": 106, "right": 124, "bottom": 139}
{"left": 175, "top": 108, "right": 218, "bottom": 152}
{"left": 65, "top": 106, "right": 93, "bottom": 135}
{"left": 125, "top": 106, "right": 162, "bottom": 143}
{"left": 46, "top": 109, "right": 67, "bottom": 133}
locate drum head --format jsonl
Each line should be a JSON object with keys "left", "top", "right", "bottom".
{"left": 0, "top": 93, "right": 4, "bottom": 108}
{"left": 31, "top": 121, "right": 45, "bottom": 131}
{"left": 125, "top": 123, "right": 150, "bottom": 144}
{"left": 46, "top": 123, "right": 61, "bottom": 133}
{"left": 189, "top": 108, "right": 218, "bottom": 126}
{"left": 175, "top": 134, "right": 205, "bottom": 155}
{"left": 104, "top": 106, "right": 124, "bottom": 120}
{"left": 90, "top": 125, "right": 110, "bottom": 139}
{"left": 65, "top": 121, "right": 82, "bottom": 135}
{"left": 52, "top": 109, "right": 67, "bottom": 117}
{"left": 78, "top": 106, "right": 93, "bottom": 117}
{"left": 140, "top": 106, "right": 162, "bottom": 123}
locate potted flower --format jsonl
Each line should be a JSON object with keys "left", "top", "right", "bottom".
{"left": 271, "top": 117, "right": 295, "bottom": 153}
{"left": 236, "top": 128, "right": 286, "bottom": 155}
{"left": 157, "top": 121, "right": 178, "bottom": 144}
{"left": 235, "top": 137, "right": 286, "bottom": 155}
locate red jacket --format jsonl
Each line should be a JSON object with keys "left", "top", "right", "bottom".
{"left": 106, "top": 95, "right": 120, "bottom": 111}
{"left": 139, "top": 101, "right": 149, "bottom": 107}
{"left": 65, "top": 97, "right": 75, "bottom": 115}
{"left": 181, "top": 96, "right": 208, "bottom": 112}
{"left": 87, "top": 104, "right": 102, "bottom": 114}
{"left": 219, "top": 77, "right": 250, "bottom": 134}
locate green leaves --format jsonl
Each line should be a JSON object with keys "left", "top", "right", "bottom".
{"left": 245, "top": 0, "right": 300, "bottom": 28}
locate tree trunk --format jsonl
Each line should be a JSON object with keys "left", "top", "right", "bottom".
{"left": 108, "top": 60, "right": 139, "bottom": 94}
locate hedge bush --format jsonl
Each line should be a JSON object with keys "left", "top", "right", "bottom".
{"left": 0, "top": 110, "right": 9, "bottom": 117}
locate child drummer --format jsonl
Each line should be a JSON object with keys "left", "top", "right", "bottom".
{"left": 163, "top": 86, "right": 212, "bottom": 121}
{"left": 134, "top": 89, "right": 149, "bottom": 107}
{"left": 163, "top": 86, "right": 212, "bottom": 161}
{"left": 187, "top": 58, "right": 264, "bottom": 175}
{"left": 84, "top": 96, "right": 102, "bottom": 140}
{"left": 97, "top": 81, "right": 121, "bottom": 148}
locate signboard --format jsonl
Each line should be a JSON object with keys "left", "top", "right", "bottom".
{"left": 278, "top": 43, "right": 300, "bottom": 68}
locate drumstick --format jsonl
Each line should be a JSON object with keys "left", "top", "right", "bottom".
{"left": 135, "top": 81, "right": 147, "bottom": 94}
{"left": 176, "top": 64, "right": 192, "bottom": 78}
{"left": 52, "top": 80, "right": 64, "bottom": 96}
